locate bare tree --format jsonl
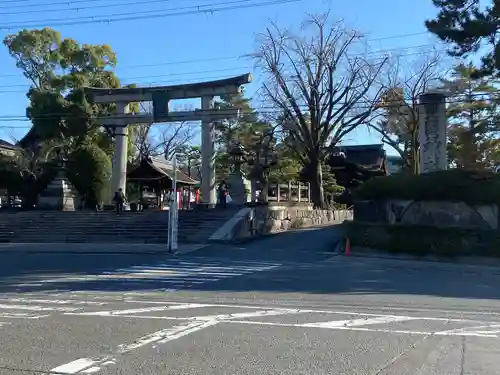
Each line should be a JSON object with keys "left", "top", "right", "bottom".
{"left": 252, "top": 13, "right": 386, "bottom": 207}
{"left": 369, "top": 51, "right": 442, "bottom": 174}
{"left": 130, "top": 121, "right": 197, "bottom": 162}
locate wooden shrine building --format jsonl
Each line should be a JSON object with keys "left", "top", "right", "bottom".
{"left": 328, "top": 144, "right": 388, "bottom": 205}
{"left": 127, "top": 157, "right": 199, "bottom": 209}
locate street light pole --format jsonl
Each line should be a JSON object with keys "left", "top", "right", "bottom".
{"left": 167, "top": 153, "right": 179, "bottom": 254}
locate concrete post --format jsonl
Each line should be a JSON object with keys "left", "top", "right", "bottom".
{"left": 418, "top": 92, "right": 447, "bottom": 173}
{"left": 201, "top": 96, "right": 216, "bottom": 206}
{"left": 111, "top": 102, "right": 129, "bottom": 195}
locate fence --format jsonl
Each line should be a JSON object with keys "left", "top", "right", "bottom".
{"left": 267, "top": 182, "right": 311, "bottom": 203}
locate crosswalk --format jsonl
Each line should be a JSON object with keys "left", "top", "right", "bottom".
{"left": 1, "top": 296, "right": 500, "bottom": 340}
{"left": 14, "top": 258, "right": 282, "bottom": 290}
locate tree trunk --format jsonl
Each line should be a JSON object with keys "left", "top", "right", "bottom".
{"left": 309, "top": 159, "right": 325, "bottom": 209}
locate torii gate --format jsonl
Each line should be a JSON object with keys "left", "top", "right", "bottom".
{"left": 85, "top": 73, "right": 252, "bottom": 206}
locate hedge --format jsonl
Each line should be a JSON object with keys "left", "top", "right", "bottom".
{"left": 343, "top": 220, "right": 500, "bottom": 258}
{"left": 353, "top": 169, "right": 500, "bottom": 206}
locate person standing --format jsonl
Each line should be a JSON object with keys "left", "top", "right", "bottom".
{"left": 113, "top": 188, "right": 126, "bottom": 215}
{"left": 217, "top": 180, "right": 228, "bottom": 208}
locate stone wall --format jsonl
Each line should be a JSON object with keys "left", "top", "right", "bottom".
{"left": 209, "top": 203, "right": 352, "bottom": 242}
{"left": 354, "top": 199, "right": 498, "bottom": 230}
{"left": 251, "top": 203, "right": 352, "bottom": 234}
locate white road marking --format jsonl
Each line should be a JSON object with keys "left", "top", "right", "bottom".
{"left": 51, "top": 358, "right": 101, "bottom": 374}
{"left": 435, "top": 324, "right": 500, "bottom": 337}
{"left": 0, "top": 312, "right": 49, "bottom": 319}
{"left": 81, "top": 367, "right": 101, "bottom": 373}
{"left": 13, "top": 260, "right": 282, "bottom": 289}
{"left": 0, "top": 298, "right": 106, "bottom": 306}
{"left": 302, "top": 315, "right": 416, "bottom": 328}
{"left": 50, "top": 320, "right": 218, "bottom": 374}
{"left": 0, "top": 303, "right": 80, "bottom": 312}
{"left": 222, "top": 320, "right": 500, "bottom": 338}
{"left": 73, "top": 303, "right": 210, "bottom": 316}
{"left": 189, "top": 309, "right": 302, "bottom": 321}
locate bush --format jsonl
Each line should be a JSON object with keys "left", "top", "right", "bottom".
{"left": 353, "top": 169, "right": 500, "bottom": 206}
{"left": 67, "top": 144, "right": 111, "bottom": 207}
{"left": 344, "top": 221, "right": 500, "bottom": 258}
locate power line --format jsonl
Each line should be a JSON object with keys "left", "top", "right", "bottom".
{"left": 0, "top": 0, "right": 300, "bottom": 29}
{"left": 0, "top": 0, "right": 154, "bottom": 8}
{"left": 0, "top": 0, "right": 196, "bottom": 13}
{"left": 1, "top": 95, "right": 497, "bottom": 123}
{"left": 2, "top": 0, "right": 255, "bottom": 24}
{"left": 0, "top": 66, "right": 253, "bottom": 88}
{"left": 0, "top": 44, "right": 449, "bottom": 84}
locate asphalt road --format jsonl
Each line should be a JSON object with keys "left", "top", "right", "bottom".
{"left": 0, "top": 226, "right": 500, "bottom": 374}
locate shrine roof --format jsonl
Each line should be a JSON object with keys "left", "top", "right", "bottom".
{"left": 127, "top": 157, "right": 199, "bottom": 185}
{"left": 330, "top": 144, "right": 387, "bottom": 171}
{"left": 0, "top": 139, "right": 16, "bottom": 150}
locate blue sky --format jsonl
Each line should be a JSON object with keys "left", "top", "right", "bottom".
{"left": 0, "top": 0, "right": 443, "bottom": 154}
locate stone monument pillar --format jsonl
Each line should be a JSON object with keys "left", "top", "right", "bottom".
{"left": 201, "top": 96, "right": 216, "bottom": 206}
{"left": 418, "top": 92, "right": 447, "bottom": 173}
{"left": 38, "top": 168, "right": 76, "bottom": 211}
{"left": 111, "top": 102, "right": 129, "bottom": 194}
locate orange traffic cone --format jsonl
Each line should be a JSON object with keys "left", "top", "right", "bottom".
{"left": 345, "top": 237, "right": 351, "bottom": 256}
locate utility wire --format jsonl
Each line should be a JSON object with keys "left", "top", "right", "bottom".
{"left": 0, "top": 95, "right": 497, "bottom": 124}
{"left": 0, "top": 44, "right": 450, "bottom": 85}
{"left": 0, "top": 0, "right": 209, "bottom": 13}
{"left": 0, "top": 0, "right": 300, "bottom": 29}
{"left": 0, "top": 43, "right": 445, "bottom": 79}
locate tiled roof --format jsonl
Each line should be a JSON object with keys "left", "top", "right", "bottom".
{"left": 332, "top": 144, "right": 386, "bottom": 169}
{"left": 0, "top": 139, "right": 16, "bottom": 150}
{"left": 146, "top": 157, "right": 199, "bottom": 185}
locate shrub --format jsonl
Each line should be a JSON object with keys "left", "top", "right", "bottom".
{"left": 353, "top": 169, "right": 500, "bottom": 206}
{"left": 344, "top": 221, "right": 500, "bottom": 258}
{"left": 67, "top": 144, "right": 111, "bottom": 207}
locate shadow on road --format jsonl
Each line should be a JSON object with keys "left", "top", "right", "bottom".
{"left": 1, "top": 226, "right": 500, "bottom": 301}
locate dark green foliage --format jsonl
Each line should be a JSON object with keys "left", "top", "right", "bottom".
{"left": 66, "top": 144, "right": 111, "bottom": 208}
{"left": 353, "top": 169, "right": 500, "bottom": 206}
{"left": 344, "top": 221, "right": 500, "bottom": 258}
{"left": 0, "top": 151, "right": 58, "bottom": 207}
{"left": 3, "top": 27, "right": 120, "bottom": 149}
{"left": 426, "top": 0, "right": 500, "bottom": 77}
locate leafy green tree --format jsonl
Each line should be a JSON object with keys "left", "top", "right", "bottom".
{"left": 441, "top": 63, "right": 500, "bottom": 169}
{"left": 426, "top": 0, "right": 500, "bottom": 77}
{"left": 3, "top": 28, "right": 120, "bottom": 148}
{"left": 66, "top": 143, "right": 112, "bottom": 208}
{"left": 3, "top": 28, "right": 141, "bottom": 203}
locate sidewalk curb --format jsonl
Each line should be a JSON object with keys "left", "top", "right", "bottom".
{"left": 340, "top": 246, "right": 500, "bottom": 269}
{"left": 0, "top": 243, "right": 207, "bottom": 255}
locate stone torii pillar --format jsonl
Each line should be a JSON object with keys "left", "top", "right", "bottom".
{"left": 418, "top": 92, "right": 448, "bottom": 173}
{"left": 201, "top": 96, "right": 216, "bottom": 206}
{"left": 111, "top": 102, "right": 130, "bottom": 195}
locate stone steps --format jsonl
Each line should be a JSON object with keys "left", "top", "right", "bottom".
{"left": 0, "top": 208, "right": 238, "bottom": 243}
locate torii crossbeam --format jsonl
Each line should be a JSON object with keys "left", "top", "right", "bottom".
{"left": 85, "top": 73, "right": 252, "bottom": 206}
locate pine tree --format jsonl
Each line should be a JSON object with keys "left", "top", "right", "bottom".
{"left": 441, "top": 63, "right": 500, "bottom": 169}
{"left": 426, "top": 0, "right": 500, "bottom": 77}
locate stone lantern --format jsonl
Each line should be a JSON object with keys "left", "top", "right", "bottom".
{"left": 227, "top": 142, "right": 249, "bottom": 205}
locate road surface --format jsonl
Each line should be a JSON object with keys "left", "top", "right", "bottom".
{"left": 0, "top": 226, "right": 499, "bottom": 374}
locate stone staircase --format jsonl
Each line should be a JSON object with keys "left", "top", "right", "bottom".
{"left": 0, "top": 208, "right": 238, "bottom": 244}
